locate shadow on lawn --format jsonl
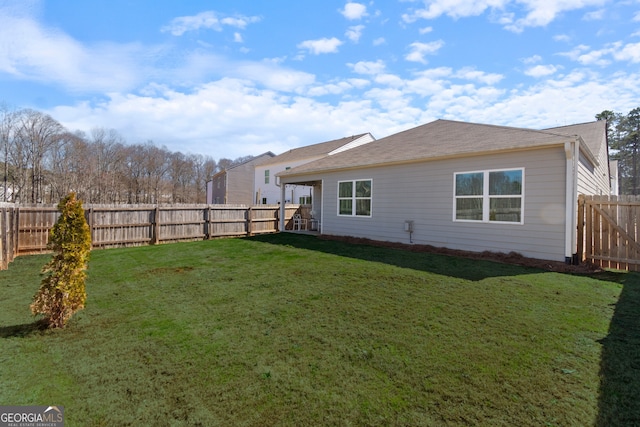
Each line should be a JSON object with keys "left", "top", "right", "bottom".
{"left": 0, "top": 321, "right": 47, "bottom": 338}
{"left": 595, "top": 270, "right": 640, "bottom": 426}
{"left": 251, "top": 233, "right": 640, "bottom": 423}
{"left": 247, "top": 233, "right": 546, "bottom": 281}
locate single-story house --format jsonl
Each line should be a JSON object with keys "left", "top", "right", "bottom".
{"left": 277, "top": 119, "right": 613, "bottom": 263}
{"left": 254, "top": 133, "right": 375, "bottom": 205}
{"left": 206, "top": 152, "right": 275, "bottom": 205}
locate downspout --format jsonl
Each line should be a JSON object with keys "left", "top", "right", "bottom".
{"left": 564, "top": 139, "right": 579, "bottom": 264}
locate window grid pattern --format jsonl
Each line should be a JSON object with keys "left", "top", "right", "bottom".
{"left": 338, "top": 179, "right": 372, "bottom": 217}
{"left": 454, "top": 169, "right": 523, "bottom": 224}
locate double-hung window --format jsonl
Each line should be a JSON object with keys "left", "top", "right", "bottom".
{"left": 264, "top": 170, "right": 270, "bottom": 184}
{"left": 454, "top": 169, "right": 523, "bottom": 223}
{"left": 338, "top": 179, "right": 372, "bottom": 217}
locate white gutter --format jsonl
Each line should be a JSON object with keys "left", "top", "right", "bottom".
{"left": 564, "top": 139, "right": 579, "bottom": 264}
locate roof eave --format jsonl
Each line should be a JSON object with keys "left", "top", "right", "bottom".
{"left": 279, "top": 142, "right": 568, "bottom": 180}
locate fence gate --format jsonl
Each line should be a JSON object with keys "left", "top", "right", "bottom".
{"left": 578, "top": 195, "right": 640, "bottom": 271}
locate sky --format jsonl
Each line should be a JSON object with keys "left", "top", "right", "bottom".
{"left": 1, "top": 0, "right": 639, "bottom": 159}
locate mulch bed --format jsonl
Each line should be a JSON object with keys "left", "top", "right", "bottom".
{"left": 318, "top": 234, "right": 601, "bottom": 274}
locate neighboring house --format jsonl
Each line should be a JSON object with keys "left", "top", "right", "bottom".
{"left": 254, "top": 133, "right": 375, "bottom": 206}
{"left": 206, "top": 152, "right": 275, "bottom": 205}
{"left": 277, "top": 119, "right": 613, "bottom": 263}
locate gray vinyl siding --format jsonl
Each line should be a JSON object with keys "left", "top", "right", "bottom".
{"left": 577, "top": 143, "right": 611, "bottom": 196}
{"left": 316, "top": 147, "right": 567, "bottom": 261}
{"left": 226, "top": 162, "right": 255, "bottom": 205}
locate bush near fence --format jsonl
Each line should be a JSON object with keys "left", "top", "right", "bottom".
{"left": 0, "top": 204, "right": 308, "bottom": 270}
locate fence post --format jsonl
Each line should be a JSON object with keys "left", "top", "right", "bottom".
{"left": 577, "top": 195, "right": 585, "bottom": 263}
{"left": 14, "top": 206, "right": 19, "bottom": 255}
{"left": 205, "top": 206, "right": 210, "bottom": 240}
{"left": 152, "top": 205, "right": 160, "bottom": 245}
{"left": 247, "top": 206, "right": 253, "bottom": 237}
{"left": 1, "top": 207, "right": 6, "bottom": 270}
{"left": 87, "top": 206, "right": 95, "bottom": 247}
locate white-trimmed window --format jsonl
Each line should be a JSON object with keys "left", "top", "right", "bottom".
{"left": 264, "top": 170, "right": 270, "bottom": 184}
{"left": 338, "top": 179, "right": 372, "bottom": 217}
{"left": 454, "top": 169, "right": 523, "bottom": 223}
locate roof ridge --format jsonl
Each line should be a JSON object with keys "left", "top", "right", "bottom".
{"left": 281, "top": 133, "right": 369, "bottom": 154}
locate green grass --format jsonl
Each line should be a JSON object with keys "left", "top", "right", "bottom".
{"left": 0, "top": 233, "right": 638, "bottom": 426}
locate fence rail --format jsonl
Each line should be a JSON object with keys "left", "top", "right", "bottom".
{"left": 578, "top": 195, "right": 640, "bottom": 271}
{"left": 1, "top": 203, "right": 304, "bottom": 270}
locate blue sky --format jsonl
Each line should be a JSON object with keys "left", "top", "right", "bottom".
{"left": 1, "top": 0, "right": 639, "bottom": 158}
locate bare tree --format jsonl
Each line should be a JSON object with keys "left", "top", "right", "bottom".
{"left": 90, "top": 128, "right": 126, "bottom": 203}
{"left": 14, "top": 109, "right": 66, "bottom": 202}
{"left": 193, "top": 154, "right": 217, "bottom": 203}
{"left": 0, "top": 103, "right": 257, "bottom": 204}
{"left": 49, "top": 131, "right": 93, "bottom": 201}
{"left": 143, "top": 143, "right": 170, "bottom": 203}
{"left": 0, "top": 103, "right": 18, "bottom": 201}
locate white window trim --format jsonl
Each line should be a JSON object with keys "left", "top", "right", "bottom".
{"left": 337, "top": 179, "right": 373, "bottom": 217}
{"left": 453, "top": 168, "right": 524, "bottom": 225}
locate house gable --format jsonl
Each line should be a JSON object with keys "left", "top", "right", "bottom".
{"left": 255, "top": 133, "right": 374, "bottom": 204}
{"left": 206, "top": 152, "right": 275, "bottom": 205}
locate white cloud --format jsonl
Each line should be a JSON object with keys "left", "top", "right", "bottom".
{"left": 403, "top": 0, "right": 608, "bottom": 32}
{"left": 554, "top": 34, "right": 572, "bottom": 43}
{"left": 634, "top": 11, "right": 640, "bottom": 22}
{"left": 374, "top": 73, "right": 405, "bottom": 87}
{"left": 345, "top": 25, "right": 365, "bottom": 42}
{"left": 405, "top": 40, "right": 445, "bottom": 63}
{"left": 403, "top": 0, "right": 506, "bottom": 22}
{"left": 306, "top": 81, "right": 355, "bottom": 96}
{"left": 51, "top": 79, "right": 402, "bottom": 158}
{"left": 340, "top": 2, "right": 368, "bottom": 20}
{"left": 297, "top": 37, "right": 343, "bottom": 55}
{"left": 560, "top": 41, "right": 640, "bottom": 66}
{"left": 522, "top": 54, "right": 542, "bottom": 64}
{"left": 0, "top": 7, "right": 149, "bottom": 93}
{"left": 613, "top": 42, "right": 640, "bottom": 63}
{"left": 373, "top": 37, "right": 386, "bottom": 46}
{"left": 48, "top": 60, "right": 640, "bottom": 160}
{"left": 161, "top": 11, "right": 261, "bottom": 36}
{"left": 524, "top": 64, "right": 558, "bottom": 77}
{"left": 233, "top": 32, "right": 243, "bottom": 43}
{"left": 503, "top": 0, "right": 608, "bottom": 32}
{"left": 348, "top": 60, "right": 386, "bottom": 75}
{"left": 454, "top": 67, "right": 504, "bottom": 84}
{"left": 419, "top": 26, "right": 434, "bottom": 34}
{"left": 583, "top": 9, "right": 605, "bottom": 21}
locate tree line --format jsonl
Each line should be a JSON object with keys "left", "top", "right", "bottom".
{"left": 1, "top": 105, "right": 250, "bottom": 204}
{"left": 4, "top": 103, "right": 637, "bottom": 203}
{"left": 597, "top": 107, "right": 640, "bottom": 195}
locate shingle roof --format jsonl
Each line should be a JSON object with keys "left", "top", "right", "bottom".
{"left": 211, "top": 151, "right": 275, "bottom": 178}
{"left": 259, "top": 133, "right": 370, "bottom": 166}
{"left": 544, "top": 121, "right": 607, "bottom": 157}
{"left": 279, "top": 119, "right": 604, "bottom": 177}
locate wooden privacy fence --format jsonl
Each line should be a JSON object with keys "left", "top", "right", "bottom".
{"left": 578, "top": 195, "right": 640, "bottom": 271}
{"left": 0, "top": 203, "right": 304, "bottom": 270}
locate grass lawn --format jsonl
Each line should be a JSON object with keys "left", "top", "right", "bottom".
{"left": 1, "top": 233, "right": 639, "bottom": 426}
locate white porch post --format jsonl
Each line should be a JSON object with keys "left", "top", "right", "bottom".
{"left": 279, "top": 183, "right": 287, "bottom": 231}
